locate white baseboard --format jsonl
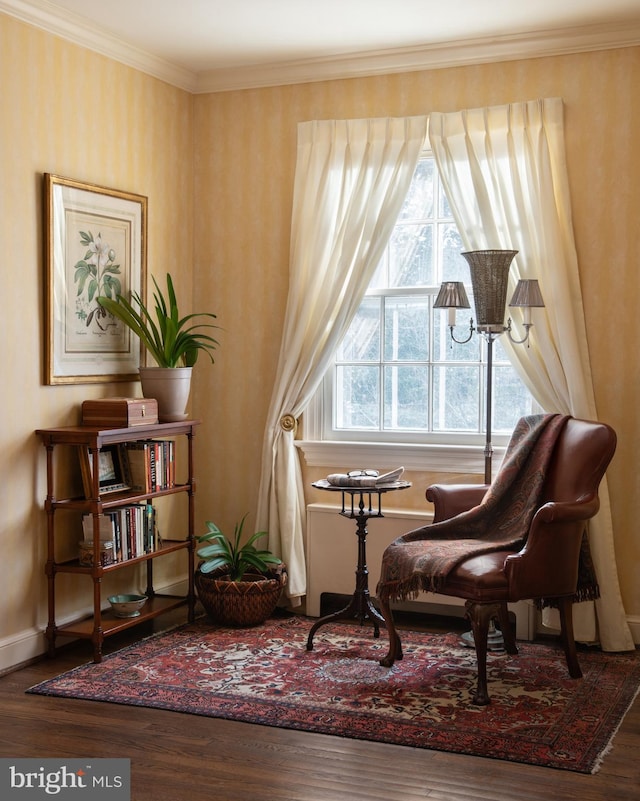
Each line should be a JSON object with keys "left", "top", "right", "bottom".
{"left": 626, "top": 616, "right": 640, "bottom": 645}
{"left": 0, "top": 577, "right": 190, "bottom": 675}
{"left": 0, "top": 627, "right": 50, "bottom": 674}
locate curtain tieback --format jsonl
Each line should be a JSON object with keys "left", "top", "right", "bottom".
{"left": 280, "top": 414, "right": 297, "bottom": 432}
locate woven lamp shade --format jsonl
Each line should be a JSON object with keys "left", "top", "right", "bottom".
{"left": 461, "top": 250, "right": 518, "bottom": 333}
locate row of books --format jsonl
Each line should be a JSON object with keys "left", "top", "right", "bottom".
{"left": 82, "top": 503, "right": 159, "bottom": 563}
{"left": 120, "top": 439, "right": 176, "bottom": 493}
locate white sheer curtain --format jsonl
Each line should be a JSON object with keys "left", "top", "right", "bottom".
{"left": 256, "top": 116, "right": 429, "bottom": 602}
{"left": 429, "top": 97, "right": 633, "bottom": 651}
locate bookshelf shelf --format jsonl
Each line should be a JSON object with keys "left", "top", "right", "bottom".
{"left": 36, "top": 420, "right": 200, "bottom": 663}
{"left": 56, "top": 595, "right": 188, "bottom": 639}
{"left": 47, "top": 483, "right": 192, "bottom": 512}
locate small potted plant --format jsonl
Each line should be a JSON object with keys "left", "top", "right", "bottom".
{"left": 97, "top": 273, "right": 220, "bottom": 421}
{"left": 195, "top": 515, "right": 286, "bottom": 627}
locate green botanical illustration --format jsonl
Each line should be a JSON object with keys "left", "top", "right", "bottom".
{"left": 74, "top": 231, "right": 121, "bottom": 330}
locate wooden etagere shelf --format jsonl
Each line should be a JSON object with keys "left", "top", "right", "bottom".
{"left": 36, "top": 420, "right": 200, "bottom": 663}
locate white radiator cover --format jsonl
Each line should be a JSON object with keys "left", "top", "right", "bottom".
{"left": 305, "top": 502, "right": 536, "bottom": 641}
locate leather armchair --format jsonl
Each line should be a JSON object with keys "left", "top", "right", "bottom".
{"left": 378, "top": 417, "right": 617, "bottom": 705}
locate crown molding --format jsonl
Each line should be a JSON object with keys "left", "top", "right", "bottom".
{"left": 0, "top": 0, "right": 198, "bottom": 91}
{"left": 195, "top": 20, "right": 640, "bottom": 93}
{"left": 2, "top": 0, "right": 640, "bottom": 94}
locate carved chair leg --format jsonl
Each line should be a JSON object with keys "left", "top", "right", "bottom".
{"left": 465, "top": 600, "right": 502, "bottom": 705}
{"left": 378, "top": 593, "right": 403, "bottom": 667}
{"left": 558, "top": 596, "right": 582, "bottom": 679}
{"left": 497, "top": 602, "right": 518, "bottom": 655}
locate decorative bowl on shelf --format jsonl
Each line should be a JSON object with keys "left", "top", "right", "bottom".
{"left": 107, "top": 594, "right": 148, "bottom": 618}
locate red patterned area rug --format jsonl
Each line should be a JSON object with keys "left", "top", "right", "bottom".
{"left": 27, "top": 615, "right": 640, "bottom": 774}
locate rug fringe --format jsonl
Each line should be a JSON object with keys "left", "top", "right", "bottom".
{"left": 589, "top": 668, "right": 640, "bottom": 774}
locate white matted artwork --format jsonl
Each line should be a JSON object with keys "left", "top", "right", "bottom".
{"left": 44, "top": 174, "right": 147, "bottom": 384}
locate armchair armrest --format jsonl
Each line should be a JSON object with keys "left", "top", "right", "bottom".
{"left": 425, "top": 483, "right": 489, "bottom": 523}
{"left": 504, "top": 495, "right": 600, "bottom": 600}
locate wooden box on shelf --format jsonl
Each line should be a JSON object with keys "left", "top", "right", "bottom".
{"left": 81, "top": 397, "right": 159, "bottom": 428}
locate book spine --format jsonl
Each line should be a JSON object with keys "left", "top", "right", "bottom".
{"left": 162, "top": 440, "right": 168, "bottom": 488}
{"left": 149, "top": 445, "right": 157, "bottom": 493}
{"left": 160, "top": 441, "right": 166, "bottom": 490}
{"left": 125, "top": 507, "right": 134, "bottom": 559}
{"left": 113, "top": 510, "right": 124, "bottom": 562}
{"left": 145, "top": 503, "right": 154, "bottom": 553}
{"left": 136, "top": 504, "right": 144, "bottom": 555}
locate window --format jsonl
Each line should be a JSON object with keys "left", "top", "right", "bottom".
{"left": 318, "top": 155, "right": 536, "bottom": 449}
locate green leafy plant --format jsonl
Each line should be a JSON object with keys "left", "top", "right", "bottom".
{"left": 196, "top": 515, "right": 282, "bottom": 581}
{"left": 97, "top": 272, "right": 220, "bottom": 367}
{"left": 74, "top": 230, "right": 121, "bottom": 330}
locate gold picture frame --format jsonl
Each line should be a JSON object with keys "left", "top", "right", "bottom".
{"left": 44, "top": 174, "right": 148, "bottom": 384}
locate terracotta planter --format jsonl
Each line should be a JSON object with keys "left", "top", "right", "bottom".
{"left": 195, "top": 565, "right": 287, "bottom": 627}
{"left": 139, "top": 366, "right": 192, "bottom": 422}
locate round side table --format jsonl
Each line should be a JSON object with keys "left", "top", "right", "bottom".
{"left": 306, "top": 479, "right": 411, "bottom": 651}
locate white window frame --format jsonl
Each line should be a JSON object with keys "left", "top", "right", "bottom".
{"left": 297, "top": 391, "right": 500, "bottom": 474}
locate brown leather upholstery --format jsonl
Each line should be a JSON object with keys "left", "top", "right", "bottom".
{"left": 378, "top": 416, "right": 617, "bottom": 705}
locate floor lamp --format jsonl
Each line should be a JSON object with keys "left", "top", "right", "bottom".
{"left": 434, "top": 249, "right": 545, "bottom": 483}
{"left": 434, "top": 249, "right": 545, "bottom": 648}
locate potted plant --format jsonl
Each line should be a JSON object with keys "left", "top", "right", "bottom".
{"left": 97, "top": 273, "right": 220, "bottom": 421}
{"left": 195, "top": 515, "right": 286, "bottom": 627}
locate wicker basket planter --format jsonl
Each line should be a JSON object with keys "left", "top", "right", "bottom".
{"left": 195, "top": 564, "right": 287, "bottom": 627}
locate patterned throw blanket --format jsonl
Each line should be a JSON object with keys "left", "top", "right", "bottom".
{"left": 377, "top": 414, "right": 599, "bottom": 604}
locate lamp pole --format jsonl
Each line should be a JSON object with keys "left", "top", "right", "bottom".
{"left": 483, "top": 333, "right": 495, "bottom": 484}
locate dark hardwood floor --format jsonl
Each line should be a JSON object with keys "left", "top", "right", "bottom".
{"left": 1, "top": 610, "right": 638, "bottom": 801}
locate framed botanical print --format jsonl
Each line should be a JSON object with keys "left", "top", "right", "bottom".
{"left": 44, "top": 174, "right": 148, "bottom": 384}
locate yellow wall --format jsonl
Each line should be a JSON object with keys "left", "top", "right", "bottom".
{"left": 1, "top": 8, "right": 638, "bottom": 669}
